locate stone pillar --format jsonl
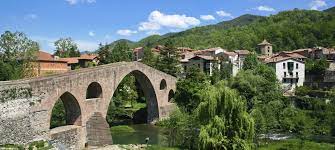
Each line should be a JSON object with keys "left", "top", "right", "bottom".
{"left": 86, "top": 112, "right": 113, "bottom": 146}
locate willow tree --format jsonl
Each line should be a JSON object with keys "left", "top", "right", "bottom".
{"left": 197, "top": 81, "right": 254, "bottom": 150}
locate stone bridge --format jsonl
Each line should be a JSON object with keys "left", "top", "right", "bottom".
{"left": 0, "top": 62, "right": 177, "bottom": 149}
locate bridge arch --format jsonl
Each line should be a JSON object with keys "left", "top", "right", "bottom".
{"left": 86, "top": 82, "right": 103, "bottom": 99}
{"left": 160, "top": 79, "right": 167, "bottom": 90}
{"left": 50, "top": 91, "right": 82, "bottom": 129}
{"left": 110, "top": 69, "right": 160, "bottom": 123}
{"left": 168, "top": 90, "right": 175, "bottom": 102}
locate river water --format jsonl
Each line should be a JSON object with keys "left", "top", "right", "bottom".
{"left": 111, "top": 124, "right": 169, "bottom": 146}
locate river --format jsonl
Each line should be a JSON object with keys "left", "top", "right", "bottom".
{"left": 111, "top": 124, "right": 169, "bottom": 146}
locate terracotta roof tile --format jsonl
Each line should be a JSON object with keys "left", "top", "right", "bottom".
{"left": 36, "top": 51, "right": 67, "bottom": 62}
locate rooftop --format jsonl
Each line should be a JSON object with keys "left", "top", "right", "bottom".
{"left": 258, "top": 39, "right": 272, "bottom": 46}
{"left": 36, "top": 51, "right": 67, "bottom": 63}
{"left": 234, "top": 50, "right": 250, "bottom": 55}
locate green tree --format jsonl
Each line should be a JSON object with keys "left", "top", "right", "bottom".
{"left": 141, "top": 47, "right": 157, "bottom": 68}
{"left": 175, "top": 67, "right": 209, "bottom": 113}
{"left": 156, "top": 39, "right": 181, "bottom": 76}
{"left": 243, "top": 53, "right": 259, "bottom": 70}
{"left": 0, "top": 31, "right": 39, "bottom": 80}
{"left": 50, "top": 100, "right": 66, "bottom": 129}
{"left": 197, "top": 81, "right": 254, "bottom": 150}
{"left": 305, "top": 58, "right": 329, "bottom": 75}
{"left": 54, "top": 37, "right": 80, "bottom": 58}
{"left": 97, "top": 41, "right": 132, "bottom": 64}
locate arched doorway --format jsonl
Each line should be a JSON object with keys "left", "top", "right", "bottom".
{"left": 50, "top": 92, "right": 82, "bottom": 129}
{"left": 86, "top": 82, "right": 103, "bottom": 99}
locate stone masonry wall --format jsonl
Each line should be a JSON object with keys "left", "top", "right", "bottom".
{"left": 0, "top": 84, "right": 48, "bottom": 145}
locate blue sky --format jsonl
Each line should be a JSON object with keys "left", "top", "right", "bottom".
{"left": 0, "top": 0, "right": 334, "bottom": 53}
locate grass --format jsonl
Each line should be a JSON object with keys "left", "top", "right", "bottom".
{"left": 110, "top": 125, "right": 136, "bottom": 133}
{"left": 146, "top": 145, "right": 180, "bottom": 150}
{"left": 258, "top": 139, "right": 335, "bottom": 150}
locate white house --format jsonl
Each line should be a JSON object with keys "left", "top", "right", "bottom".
{"left": 265, "top": 56, "right": 305, "bottom": 92}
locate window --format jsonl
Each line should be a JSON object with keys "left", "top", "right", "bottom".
{"left": 284, "top": 72, "right": 287, "bottom": 77}
{"left": 283, "top": 63, "right": 286, "bottom": 69}
{"left": 288, "top": 62, "right": 294, "bottom": 71}
{"left": 296, "top": 72, "right": 298, "bottom": 77}
{"left": 296, "top": 63, "right": 299, "bottom": 69}
{"left": 289, "top": 72, "right": 293, "bottom": 76}
{"left": 283, "top": 79, "right": 287, "bottom": 83}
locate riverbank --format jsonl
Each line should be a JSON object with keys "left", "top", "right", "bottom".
{"left": 92, "top": 144, "right": 178, "bottom": 150}
{"left": 258, "top": 139, "right": 335, "bottom": 150}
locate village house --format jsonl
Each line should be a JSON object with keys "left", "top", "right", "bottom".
{"left": 60, "top": 54, "right": 99, "bottom": 70}
{"left": 33, "top": 51, "right": 69, "bottom": 76}
{"left": 181, "top": 55, "right": 217, "bottom": 76}
{"left": 133, "top": 47, "right": 144, "bottom": 61}
{"left": 264, "top": 55, "right": 305, "bottom": 92}
{"left": 180, "top": 47, "right": 249, "bottom": 77}
{"left": 258, "top": 40, "right": 306, "bottom": 92}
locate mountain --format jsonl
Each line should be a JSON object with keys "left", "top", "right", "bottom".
{"left": 131, "top": 8, "right": 335, "bottom": 52}
{"left": 132, "top": 14, "right": 264, "bottom": 49}
{"left": 107, "top": 39, "right": 135, "bottom": 48}
{"left": 97, "top": 8, "right": 334, "bottom": 53}
{"left": 324, "top": 6, "right": 335, "bottom": 14}
{"left": 215, "top": 14, "right": 265, "bottom": 29}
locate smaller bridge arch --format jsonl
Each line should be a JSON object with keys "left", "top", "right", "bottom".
{"left": 168, "top": 90, "right": 175, "bottom": 102}
{"left": 160, "top": 79, "right": 167, "bottom": 90}
{"left": 50, "top": 91, "right": 82, "bottom": 129}
{"left": 86, "top": 82, "right": 103, "bottom": 99}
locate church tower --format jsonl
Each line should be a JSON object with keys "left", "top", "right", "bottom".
{"left": 258, "top": 39, "right": 273, "bottom": 56}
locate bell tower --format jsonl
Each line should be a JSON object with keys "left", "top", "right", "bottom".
{"left": 258, "top": 39, "right": 273, "bottom": 56}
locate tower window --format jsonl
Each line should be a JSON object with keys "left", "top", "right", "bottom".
{"left": 296, "top": 63, "right": 299, "bottom": 69}
{"left": 283, "top": 63, "right": 286, "bottom": 69}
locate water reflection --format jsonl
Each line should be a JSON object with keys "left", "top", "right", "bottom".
{"left": 111, "top": 124, "right": 168, "bottom": 146}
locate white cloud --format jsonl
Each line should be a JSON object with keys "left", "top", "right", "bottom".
{"left": 200, "top": 15, "right": 215, "bottom": 21}
{"left": 65, "top": 0, "right": 96, "bottom": 5}
{"left": 216, "top": 10, "right": 233, "bottom": 18}
{"left": 24, "top": 14, "right": 38, "bottom": 21}
{"left": 117, "top": 29, "right": 138, "bottom": 36}
{"left": 255, "top": 6, "right": 276, "bottom": 12}
{"left": 88, "top": 31, "right": 95, "bottom": 37}
{"left": 139, "top": 22, "right": 161, "bottom": 31}
{"left": 309, "top": 0, "right": 327, "bottom": 10}
{"left": 138, "top": 10, "right": 200, "bottom": 32}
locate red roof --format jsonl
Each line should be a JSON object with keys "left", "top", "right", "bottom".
{"left": 78, "top": 54, "right": 98, "bottom": 60}
{"left": 133, "top": 47, "right": 143, "bottom": 52}
{"left": 59, "top": 57, "right": 79, "bottom": 64}
{"left": 59, "top": 54, "right": 98, "bottom": 64}
{"left": 36, "top": 51, "right": 67, "bottom": 62}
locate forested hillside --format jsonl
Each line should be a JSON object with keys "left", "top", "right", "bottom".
{"left": 112, "top": 7, "right": 335, "bottom": 53}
